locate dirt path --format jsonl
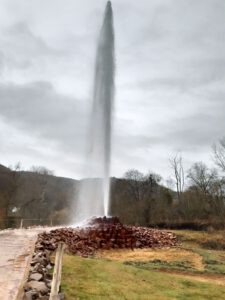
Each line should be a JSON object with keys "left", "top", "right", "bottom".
{"left": 0, "top": 228, "right": 50, "bottom": 300}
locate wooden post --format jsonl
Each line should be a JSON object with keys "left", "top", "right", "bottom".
{"left": 20, "top": 218, "right": 23, "bottom": 229}
{"left": 50, "top": 242, "right": 65, "bottom": 300}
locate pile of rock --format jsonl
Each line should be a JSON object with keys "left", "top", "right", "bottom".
{"left": 36, "top": 217, "right": 177, "bottom": 257}
{"left": 23, "top": 217, "right": 177, "bottom": 299}
{"left": 88, "top": 216, "right": 122, "bottom": 226}
{"left": 23, "top": 243, "right": 54, "bottom": 300}
{"left": 133, "top": 226, "right": 178, "bottom": 248}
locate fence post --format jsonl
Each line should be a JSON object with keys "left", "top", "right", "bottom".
{"left": 20, "top": 218, "right": 23, "bottom": 229}
{"left": 49, "top": 242, "right": 65, "bottom": 300}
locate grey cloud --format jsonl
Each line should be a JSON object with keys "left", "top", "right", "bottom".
{"left": 146, "top": 107, "right": 225, "bottom": 152}
{"left": 0, "top": 21, "right": 63, "bottom": 74}
{"left": 0, "top": 51, "right": 4, "bottom": 74}
{"left": 0, "top": 81, "right": 88, "bottom": 154}
{"left": 0, "top": 0, "right": 225, "bottom": 179}
{"left": 6, "top": 22, "right": 50, "bottom": 53}
{"left": 124, "top": 58, "right": 225, "bottom": 93}
{"left": 4, "top": 21, "right": 61, "bottom": 56}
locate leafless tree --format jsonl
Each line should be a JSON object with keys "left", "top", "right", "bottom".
{"left": 187, "top": 162, "right": 218, "bottom": 196}
{"left": 212, "top": 138, "right": 225, "bottom": 172}
{"left": 21, "top": 166, "right": 54, "bottom": 219}
{"left": 170, "top": 154, "right": 185, "bottom": 202}
{"left": 124, "top": 169, "right": 162, "bottom": 225}
{"left": 29, "top": 166, "right": 54, "bottom": 176}
{"left": 124, "top": 169, "right": 161, "bottom": 202}
{"left": 124, "top": 169, "right": 145, "bottom": 202}
{"left": 8, "top": 162, "right": 22, "bottom": 214}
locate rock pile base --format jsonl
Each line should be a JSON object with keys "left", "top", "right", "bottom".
{"left": 23, "top": 217, "right": 177, "bottom": 299}
{"left": 23, "top": 246, "right": 54, "bottom": 300}
{"left": 38, "top": 216, "right": 177, "bottom": 257}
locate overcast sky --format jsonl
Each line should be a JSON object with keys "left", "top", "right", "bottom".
{"left": 0, "top": 0, "right": 225, "bottom": 181}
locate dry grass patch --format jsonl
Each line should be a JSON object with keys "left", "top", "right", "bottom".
{"left": 173, "top": 230, "right": 225, "bottom": 249}
{"left": 96, "top": 248, "right": 204, "bottom": 271}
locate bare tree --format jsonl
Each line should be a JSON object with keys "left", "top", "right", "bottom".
{"left": 21, "top": 166, "right": 54, "bottom": 219}
{"left": 124, "top": 169, "right": 145, "bottom": 202}
{"left": 29, "top": 166, "right": 54, "bottom": 176}
{"left": 187, "top": 162, "right": 218, "bottom": 195}
{"left": 124, "top": 169, "right": 162, "bottom": 225}
{"left": 170, "top": 154, "right": 185, "bottom": 202}
{"left": 124, "top": 169, "right": 161, "bottom": 202}
{"left": 8, "top": 162, "right": 22, "bottom": 215}
{"left": 187, "top": 162, "right": 225, "bottom": 220}
{"left": 213, "top": 138, "right": 225, "bottom": 172}
{"left": 30, "top": 166, "right": 54, "bottom": 205}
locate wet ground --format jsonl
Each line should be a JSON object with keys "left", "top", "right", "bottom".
{"left": 0, "top": 228, "right": 50, "bottom": 300}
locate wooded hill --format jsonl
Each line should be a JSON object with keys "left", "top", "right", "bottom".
{"left": 0, "top": 164, "right": 77, "bottom": 227}
{"left": 0, "top": 164, "right": 173, "bottom": 228}
{"left": 0, "top": 160, "right": 225, "bottom": 230}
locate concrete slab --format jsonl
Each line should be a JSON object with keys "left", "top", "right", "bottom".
{"left": 0, "top": 228, "right": 50, "bottom": 300}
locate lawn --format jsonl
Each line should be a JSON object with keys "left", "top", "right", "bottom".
{"left": 61, "top": 230, "right": 225, "bottom": 300}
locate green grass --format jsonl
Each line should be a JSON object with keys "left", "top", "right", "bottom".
{"left": 195, "top": 248, "right": 225, "bottom": 275}
{"left": 124, "top": 250, "right": 225, "bottom": 276}
{"left": 61, "top": 230, "right": 225, "bottom": 299}
{"left": 124, "top": 259, "right": 196, "bottom": 273}
{"left": 61, "top": 255, "right": 225, "bottom": 300}
{"left": 173, "top": 230, "right": 225, "bottom": 275}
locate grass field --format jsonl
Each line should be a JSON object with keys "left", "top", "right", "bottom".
{"left": 61, "top": 230, "right": 225, "bottom": 300}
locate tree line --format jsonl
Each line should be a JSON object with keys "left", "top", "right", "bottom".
{"left": 111, "top": 138, "right": 225, "bottom": 229}
{"left": 1, "top": 138, "right": 225, "bottom": 229}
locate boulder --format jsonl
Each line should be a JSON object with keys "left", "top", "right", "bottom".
{"left": 23, "top": 290, "right": 38, "bottom": 300}
{"left": 25, "top": 281, "right": 48, "bottom": 294}
{"left": 30, "top": 272, "right": 43, "bottom": 281}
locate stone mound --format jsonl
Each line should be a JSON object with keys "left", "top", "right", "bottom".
{"left": 37, "top": 217, "right": 178, "bottom": 257}
{"left": 88, "top": 215, "right": 122, "bottom": 226}
{"left": 24, "top": 217, "right": 178, "bottom": 298}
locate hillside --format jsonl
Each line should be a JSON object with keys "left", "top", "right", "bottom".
{"left": 0, "top": 163, "right": 173, "bottom": 228}
{"left": 0, "top": 164, "right": 78, "bottom": 225}
{"left": 1, "top": 163, "right": 224, "bottom": 230}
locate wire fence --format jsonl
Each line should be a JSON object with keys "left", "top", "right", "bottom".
{"left": 0, "top": 218, "right": 54, "bottom": 230}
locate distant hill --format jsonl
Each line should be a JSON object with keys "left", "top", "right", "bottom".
{"left": 0, "top": 164, "right": 78, "bottom": 223}
{"left": 0, "top": 163, "right": 174, "bottom": 228}
{"left": 0, "top": 164, "right": 11, "bottom": 172}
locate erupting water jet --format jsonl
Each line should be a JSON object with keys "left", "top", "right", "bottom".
{"left": 75, "top": 1, "right": 115, "bottom": 222}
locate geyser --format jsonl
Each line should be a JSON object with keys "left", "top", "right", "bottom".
{"left": 75, "top": 1, "right": 115, "bottom": 222}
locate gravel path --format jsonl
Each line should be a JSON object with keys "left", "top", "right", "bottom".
{"left": 0, "top": 228, "right": 50, "bottom": 300}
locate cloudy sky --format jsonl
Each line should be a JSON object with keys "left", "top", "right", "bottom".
{"left": 0, "top": 0, "right": 225, "bottom": 181}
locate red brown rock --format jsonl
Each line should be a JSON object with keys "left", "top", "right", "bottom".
{"left": 36, "top": 217, "right": 178, "bottom": 257}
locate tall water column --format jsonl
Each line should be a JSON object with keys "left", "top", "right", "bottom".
{"left": 75, "top": 1, "right": 115, "bottom": 222}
